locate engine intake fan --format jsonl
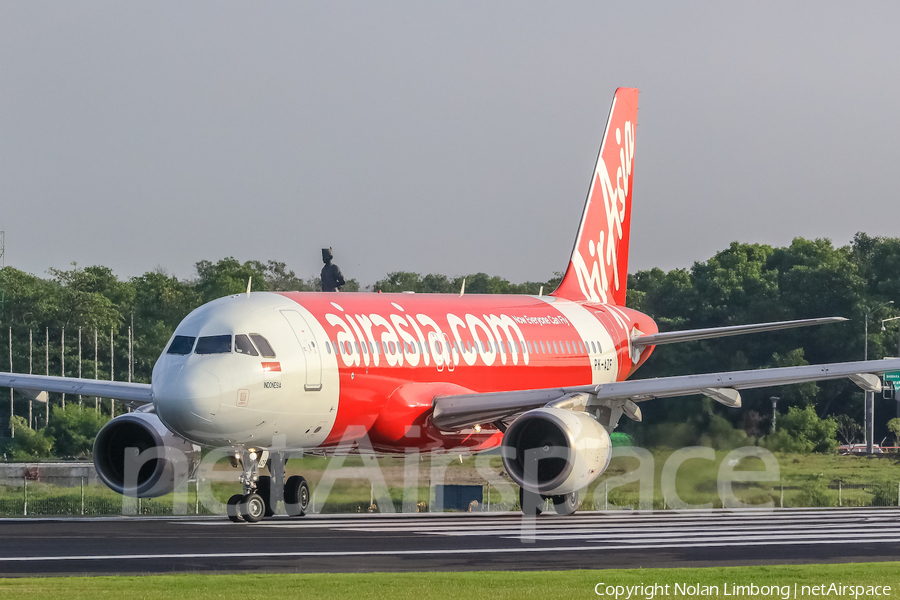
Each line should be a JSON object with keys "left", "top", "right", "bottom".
{"left": 93, "top": 411, "right": 199, "bottom": 498}
{"left": 500, "top": 407, "right": 612, "bottom": 497}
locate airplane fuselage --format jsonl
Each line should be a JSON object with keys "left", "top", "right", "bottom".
{"left": 151, "top": 291, "right": 657, "bottom": 452}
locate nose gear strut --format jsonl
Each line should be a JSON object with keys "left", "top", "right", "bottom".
{"left": 226, "top": 447, "right": 310, "bottom": 523}
{"left": 226, "top": 447, "right": 269, "bottom": 523}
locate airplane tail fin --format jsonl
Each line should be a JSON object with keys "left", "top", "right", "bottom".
{"left": 551, "top": 87, "right": 638, "bottom": 305}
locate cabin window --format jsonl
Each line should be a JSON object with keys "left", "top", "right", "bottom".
{"left": 250, "top": 334, "right": 276, "bottom": 358}
{"left": 167, "top": 335, "right": 195, "bottom": 355}
{"left": 235, "top": 335, "right": 259, "bottom": 356}
{"left": 195, "top": 335, "right": 232, "bottom": 355}
{"left": 565, "top": 341, "right": 572, "bottom": 354}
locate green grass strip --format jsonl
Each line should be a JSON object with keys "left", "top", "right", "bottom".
{"left": 2, "top": 562, "right": 899, "bottom": 599}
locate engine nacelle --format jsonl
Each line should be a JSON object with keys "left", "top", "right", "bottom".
{"left": 93, "top": 411, "right": 199, "bottom": 498}
{"left": 501, "top": 407, "right": 612, "bottom": 496}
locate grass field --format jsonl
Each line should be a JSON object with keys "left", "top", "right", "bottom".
{"left": 1, "top": 563, "right": 898, "bottom": 599}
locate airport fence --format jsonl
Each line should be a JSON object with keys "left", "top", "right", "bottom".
{"left": 2, "top": 471, "right": 899, "bottom": 517}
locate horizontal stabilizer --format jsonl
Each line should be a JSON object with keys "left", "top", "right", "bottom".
{"left": 631, "top": 317, "right": 847, "bottom": 349}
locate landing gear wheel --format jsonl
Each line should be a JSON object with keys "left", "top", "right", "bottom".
{"left": 284, "top": 475, "right": 310, "bottom": 517}
{"left": 552, "top": 491, "right": 579, "bottom": 516}
{"left": 519, "top": 486, "right": 543, "bottom": 516}
{"left": 256, "top": 475, "right": 275, "bottom": 517}
{"left": 227, "top": 494, "right": 245, "bottom": 523}
{"left": 241, "top": 493, "right": 266, "bottom": 523}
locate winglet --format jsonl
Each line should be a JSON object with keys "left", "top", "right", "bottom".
{"left": 246, "top": 277, "right": 252, "bottom": 298}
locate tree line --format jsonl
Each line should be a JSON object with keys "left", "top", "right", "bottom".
{"left": 2, "top": 232, "right": 900, "bottom": 458}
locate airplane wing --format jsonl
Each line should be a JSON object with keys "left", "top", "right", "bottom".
{"left": 431, "top": 358, "right": 900, "bottom": 431}
{"left": 631, "top": 317, "right": 847, "bottom": 349}
{"left": 0, "top": 372, "right": 153, "bottom": 408}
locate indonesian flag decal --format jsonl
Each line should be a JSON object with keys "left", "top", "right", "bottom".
{"left": 552, "top": 87, "right": 638, "bottom": 306}
{"left": 261, "top": 362, "right": 281, "bottom": 372}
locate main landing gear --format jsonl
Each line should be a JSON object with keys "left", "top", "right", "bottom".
{"left": 519, "top": 487, "right": 580, "bottom": 516}
{"left": 226, "top": 448, "right": 311, "bottom": 523}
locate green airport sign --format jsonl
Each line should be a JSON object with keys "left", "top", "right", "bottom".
{"left": 885, "top": 371, "right": 900, "bottom": 384}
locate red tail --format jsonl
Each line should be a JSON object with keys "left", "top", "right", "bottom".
{"left": 552, "top": 88, "right": 638, "bottom": 305}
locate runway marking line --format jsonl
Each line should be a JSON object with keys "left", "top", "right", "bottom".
{"left": 2, "top": 535, "right": 900, "bottom": 563}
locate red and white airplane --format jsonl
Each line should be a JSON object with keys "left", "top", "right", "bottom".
{"left": 3, "top": 88, "right": 898, "bottom": 522}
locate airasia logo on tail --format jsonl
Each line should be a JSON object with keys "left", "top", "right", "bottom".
{"left": 571, "top": 118, "right": 635, "bottom": 303}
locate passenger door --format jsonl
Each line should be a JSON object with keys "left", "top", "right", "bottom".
{"left": 281, "top": 310, "right": 324, "bottom": 391}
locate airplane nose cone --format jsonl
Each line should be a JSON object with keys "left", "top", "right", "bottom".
{"left": 153, "top": 367, "right": 222, "bottom": 440}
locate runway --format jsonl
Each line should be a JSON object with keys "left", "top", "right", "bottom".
{"left": 2, "top": 507, "right": 900, "bottom": 576}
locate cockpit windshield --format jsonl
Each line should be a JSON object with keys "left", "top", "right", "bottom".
{"left": 194, "top": 335, "right": 232, "bottom": 355}
{"left": 167, "top": 335, "right": 196, "bottom": 355}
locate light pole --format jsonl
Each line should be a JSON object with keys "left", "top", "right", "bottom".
{"left": 770, "top": 396, "right": 780, "bottom": 434}
{"left": 865, "top": 301, "right": 894, "bottom": 361}
{"left": 864, "top": 301, "right": 893, "bottom": 455}
{"left": 883, "top": 316, "right": 900, "bottom": 358}
{"left": 883, "top": 315, "right": 900, "bottom": 418}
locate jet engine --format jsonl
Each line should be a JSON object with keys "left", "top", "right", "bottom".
{"left": 500, "top": 407, "right": 612, "bottom": 496}
{"left": 93, "top": 411, "right": 199, "bottom": 498}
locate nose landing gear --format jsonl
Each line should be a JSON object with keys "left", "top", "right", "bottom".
{"left": 227, "top": 447, "right": 270, "bottom": 523}
{"left": 226, "top": 447, "right": 311, "bottom": 523}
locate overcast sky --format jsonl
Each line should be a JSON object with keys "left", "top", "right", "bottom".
{"left": 2, "top": 2, "right": 898, "bottom": 287}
